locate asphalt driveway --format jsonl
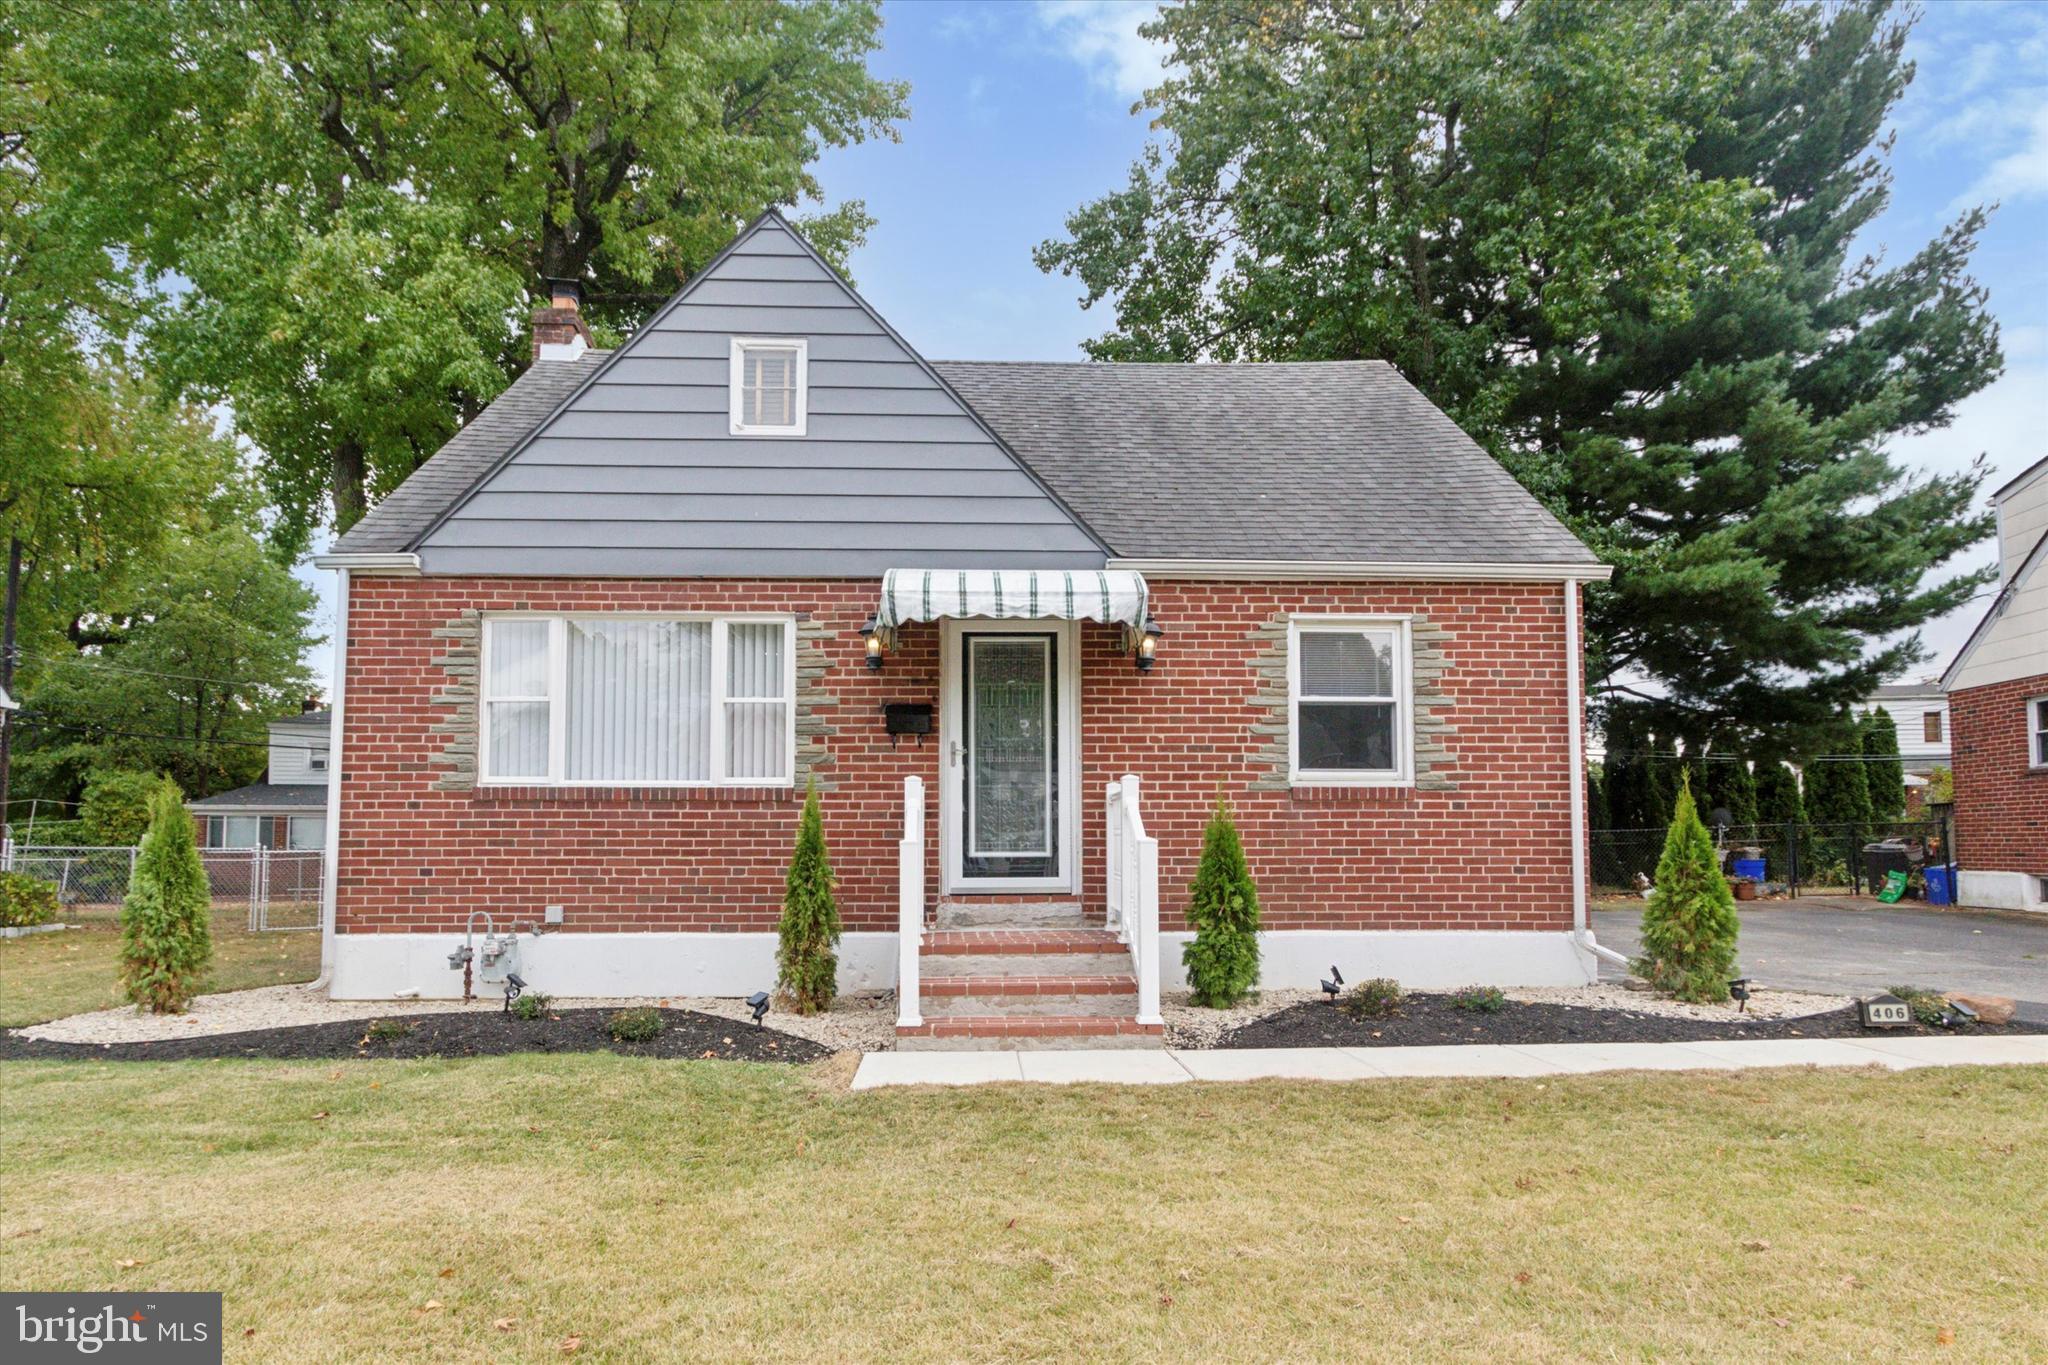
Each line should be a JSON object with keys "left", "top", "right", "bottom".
{"left": 1593, "top": 898, "right": 2048, "bottom": 1023}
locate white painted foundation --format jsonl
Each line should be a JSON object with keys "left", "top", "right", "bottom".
{"left": 328, "top": 928, "right": 1592, "bottom": 1000}
{"left": 1958, "top": 870, "right": 2048, "bottom": 913}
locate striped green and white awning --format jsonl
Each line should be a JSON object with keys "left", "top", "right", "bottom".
{"left": 876, "top": 568, "right": 1148, "bottom": 633}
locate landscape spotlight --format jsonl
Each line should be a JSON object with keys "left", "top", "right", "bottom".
{"left": 503, "top": 972, "right": 528, "bottom": 1014}
{"left": 746, "top": 990, "right": 771, "bottom": 1027}
{"left": 1322, "top": 964, "right": 1345, "bottom": 1003}
{"left": 1728, "top": 977, "right": 1750, "bottom": 1012}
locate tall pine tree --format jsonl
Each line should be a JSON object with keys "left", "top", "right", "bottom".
{"left": 1039, "top": 0, "right": 1998, "bottom": 754}
{"left": 1860, "top": 710, "right": 1907, "bottom": 822}
{"left": 1754, "top": 754, "right": 1806, "bottom": 829}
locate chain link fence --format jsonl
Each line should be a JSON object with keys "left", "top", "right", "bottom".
{"left": 4, "top": 844, "right": 323, "bottom": 931}
{"left": 1591, "top": 819, "right": 1956, "bottom": 901}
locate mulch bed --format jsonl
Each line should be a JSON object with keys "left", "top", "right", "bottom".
{"left": 1219, "top": 994, "right": 2048, "bottom": 1050}
{"left": 0, "top": 1007, "right": 830, "bottom": 1064}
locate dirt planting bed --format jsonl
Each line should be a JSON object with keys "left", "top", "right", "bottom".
{"left": 1220, "top": 993, "right": 2048, "bottom": 1050}
{"left": 0, "top": 1006, "right": 830, "bottom": 1064}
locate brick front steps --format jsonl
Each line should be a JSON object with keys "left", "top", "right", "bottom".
{"left": 902, "top": 922, "right": 1160, "bottom": 1050}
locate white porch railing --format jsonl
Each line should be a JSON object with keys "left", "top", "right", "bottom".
{"left": 896, "top": 775, "right": 925, "bottom": 1030}
{"left": 1104, "top": 774, "right": 1163, "bottom": 1026}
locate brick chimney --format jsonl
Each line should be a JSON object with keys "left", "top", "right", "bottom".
{"left": 532, "top": 278, "right": 592, "bottom": 361}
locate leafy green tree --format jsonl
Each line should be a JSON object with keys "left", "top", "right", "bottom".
{"left": 1634, "top": 780, "right": 1740, "bottom": 1004}
{"left": 1753, "top": 754, "right": 1806, "bottom": 829}
{"left": 1924, "top": 765, "right": 1953, "bottom": 806}
{"left": 1586, "top": 766, "right": 1610, "bottom": 833}
{"left": 1182, "top": 791, "right": 1261, "bottom": 1007}
{"left": 1860, "top": 710, "right": 1906, "bottom": 822}
{"left": 30, "top": 0, "right": 907, "bottom": 545}
{"left": 776, "top": 780, "right": 840, "bottom": 1015}
{"left": 1039, "top": 0, "right": 1997, "bottom": 753}
{"left": 80, "top": 770, "right": 160, "bottom": 846}
{"left": 119, "top": 780, "right": 213, "bottom": 1013}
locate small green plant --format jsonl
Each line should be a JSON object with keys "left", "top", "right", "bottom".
{"left": 510, "top": 991, "right": 554, "bottom": 1021}
{"left": 80, "top": 769, "right": 162, "bottom": 846}
{"left": 0, "top": 871, "right": 59, "bottom": 928}
{"left": 1341, "top": 977, "right": 1403, "bottom": 1020}
{"left": 776, "top": 780, "right": 841, "bottom": 1015}
{"left": 1887, "top": 985, "right": 1946, "bottom": 1028}
{"left": 1450, "top": 986, "right": 1507, "bottom": 1014}
{"left": 606, "top": 1006, "right": 664, "bottom": 1043}
{"left": 1181, "top": 789, "right": 1261, "bottom": 1007}
{"left": 363, "top": 1018, "right": 414, "bottom": 1042}
{"left": 1632, "top": 778, "right": 1740, "bottom": 1003}
{"left": 118, "top": 780, "right": 214, "bottom": 1013}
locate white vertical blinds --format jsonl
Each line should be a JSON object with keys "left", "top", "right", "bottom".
{"left": 482, "top": 617, "right": 793, "bottom": 785}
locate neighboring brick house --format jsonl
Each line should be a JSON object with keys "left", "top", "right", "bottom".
{"left": 1940, "top": 453, "right": 2048, "bottom": 912}
{"left": 314, "top": 211, "right": 1612, "bottom": 1043}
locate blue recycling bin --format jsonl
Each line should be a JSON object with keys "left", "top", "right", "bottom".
{"left": 1923, "top": 864, "right": 1954, "bottom": 906}
{"left": 1731, "top": 857, "right": 1767, "bottom": 883}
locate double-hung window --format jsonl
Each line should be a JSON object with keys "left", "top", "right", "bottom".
{"left": 481, "top": 616, "right": 795, "bottom": 786}
{"left": 2032, "top": 696, "right": 2048, "bottom": 769}
{"left": 729, "top": 337, "right": 807, "bottom": 435}
{"left": 1288, "top": 618, "right": 1412, "bottom": 785}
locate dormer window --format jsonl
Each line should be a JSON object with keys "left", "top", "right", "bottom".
{"left": 730, "top": 337, "right": 807, "bottom": 435}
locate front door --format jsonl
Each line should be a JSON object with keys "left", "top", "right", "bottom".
{"left": 943, "top": 623, "right": 1076, "bottom": 891}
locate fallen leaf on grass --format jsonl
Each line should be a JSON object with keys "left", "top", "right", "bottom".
{"left": 1158, "top": 1294, "right": 1173, "bottom": 1308}
{"left": 115, "top": 1258, "right": 145, "bottom": 1269}
{"left": 1741, "top": 1240, "right": 1770, "bottom": 1252}
{"left": 493, "top": 1318, "right": 516, "bottom": 1332}
{"left": 1840, "top": 1274, "right": 1864, "bottom": 1289}
{"left": 1513, "top": 1272, "right": 1533, "bottom": 1285}
{"left": 419, "top": 1300, "right": 442, "bottom": 1313}
{"left": 310, "top": 1111, "right": 330, "bottom": 1121}
{"left": 559, "top": 1335, "right": 584, "bottom": 1354}
{"left": 437, "top": 1267, "right": 455, "bottom": 1278}
{"left": 1396, "top": 1216, "right": 1413, "bottom": 1225}
{"left": 243, "top": 1327, "right": 255, "bottom": 1337}
{"left": 1936, "top": 1327, "right": 1954, "bottom": 1345}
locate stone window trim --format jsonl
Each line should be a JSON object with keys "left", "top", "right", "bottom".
{"left": 1247, "top": 611, "right": 1458, "bottom": 794}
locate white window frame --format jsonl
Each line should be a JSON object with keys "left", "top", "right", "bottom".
{"left": 728, "top": 336, "right": 808, "bottom": 436}
{"left": 1287, "top": 615, "right": 1415, "bottom": 787}
{"left": 2031, "top": 695, "right": 2048, "bottom": 770}
{"left": 478, "top": 614, "right": 798, "bottom": 788}
{"left": 308, "top": 750, "right": 329, "bottom": 772}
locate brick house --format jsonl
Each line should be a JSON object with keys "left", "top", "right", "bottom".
{"left": 1941, "top": 454, "right": 2048, "bottom": 912}
{"left": 313, "top": 211, "right": 1614, "bottom": 1043}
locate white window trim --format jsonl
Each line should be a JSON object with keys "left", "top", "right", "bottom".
{"left": 478, "top": 613, "right": 798, "bottom": 789}
{"left": 1287, "top": 615, "right": 1415, "bottom": 787}
{"left": 2031, "top": 695, "right": 2048, "bottom": 770}
{"left": 728, "top": 336, "right": 808, "bottom": 436}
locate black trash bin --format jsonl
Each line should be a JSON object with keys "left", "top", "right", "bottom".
{"left": 1861, "top": 841, "right": 1911, "bottom": 893}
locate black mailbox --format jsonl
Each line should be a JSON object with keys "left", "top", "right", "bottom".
{"left": 882, "top": 703, "right": 933, "bottom": 744}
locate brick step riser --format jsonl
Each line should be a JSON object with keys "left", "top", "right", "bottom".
{"left": 897, "top": 1033, "right": 1163, "bottom": 1052}
{"left": 921, "top": 951, "right": 1132, "bottom": 977}
{"left": 921, "top": 993, "right": 1139, "bottom": 1019}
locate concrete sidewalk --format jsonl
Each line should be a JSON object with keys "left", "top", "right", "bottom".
{"left": 848, "top": 1034, "right": 2048, "bottom": 1089}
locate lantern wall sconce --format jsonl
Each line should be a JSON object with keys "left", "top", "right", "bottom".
{"left": 1134, "top": 617, "right": 1164, "bottom": 673}
{"left": 860, "top": 615, "right": 886, "bottom": 671}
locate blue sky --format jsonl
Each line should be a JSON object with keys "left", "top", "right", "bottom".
{"left": 301, "top": 0, "right": 2047, "bottom": 689}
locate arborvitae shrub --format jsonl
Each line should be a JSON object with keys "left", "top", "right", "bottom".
{"left": 776, "top": 779, "right": 841, "bottom": 1015}
{"left": 118, "top": 781, "right": 214, "bottom": 1013}
{"left": 1633, "top": 779, "right": 1740, "bottom": 1004}
{"left": 1181, "top": 790, "right": 1261, "bottom": 1007}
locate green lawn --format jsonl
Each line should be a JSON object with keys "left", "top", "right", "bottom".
{"left": 0, "top": 905, "right": 321, "bottom": 1028}
{"left": 2, "top": 1057, "right": 2043, "bottom": 1360}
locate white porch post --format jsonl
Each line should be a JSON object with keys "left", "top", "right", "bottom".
{"left": 896, "top": 774, "right": 925, "bottom": 1029}
{"left": 313, "top": 566, "right": 349, "bottom": 992}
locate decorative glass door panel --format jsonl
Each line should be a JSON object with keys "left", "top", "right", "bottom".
{"left": 962, "top": 634, "right": 1057, "bottom": 879}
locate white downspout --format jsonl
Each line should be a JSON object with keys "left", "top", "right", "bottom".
{"left": 1565, "top": 577, "right": 1629, "bottom": 973}
{"left": 309, "top": 566, "right": 349, "bottom": 993}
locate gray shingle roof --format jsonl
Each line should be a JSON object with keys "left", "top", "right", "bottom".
{"left": 330, "top": 351, "right": 613, "bottom": 554}
{"left": 187, "top": 783, "right": 328, "bottom": 810}
{"left": 269, "top": 710, "right": 332, "bottom": 729}
{"left": 933, "top": 360, "right": 1596, "bottom": 565}
{"left": 331, "top": 351, "right": 1596, "bottom": 568}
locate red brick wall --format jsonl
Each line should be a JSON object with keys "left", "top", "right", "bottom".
{"left": 336, "top": 576, "right": 1578, "bottom": 936}
{"left": 1949, "top": 672, "right": 2048, "bottom": 875}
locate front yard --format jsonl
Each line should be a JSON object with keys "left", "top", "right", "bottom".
{"left": 2, "top": 1056, "right": 2042, "bottom": 1359}
{"left": 0, "top": 906, "right": 321, "bottom": 1028}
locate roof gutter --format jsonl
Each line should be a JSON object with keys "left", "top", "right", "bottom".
{"left": 312, "top": 552, "right": 422, "bottom": 575}
{"left": 1109, "top": 557, "right": 1614, "bottom": 583}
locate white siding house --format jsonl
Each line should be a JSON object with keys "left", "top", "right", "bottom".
{"left": 187, "top": 710, "right": 330, "bottom": 849}
{"left": 1861, "top": 681, "right": 1951, "bottom": 774}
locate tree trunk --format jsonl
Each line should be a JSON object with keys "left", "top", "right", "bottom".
{"left": 0, "top": 536, "right": 20, "bottom": 846}
{"left": 331, "top": 439, "right": 368, "bottom": 533}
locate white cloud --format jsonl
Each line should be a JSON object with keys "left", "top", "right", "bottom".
{"left": 1034, "top": 0, "right": 1168, "bottom": 100}
{"left": 1950, "top": 101, "right": 2048, "bottom": 212}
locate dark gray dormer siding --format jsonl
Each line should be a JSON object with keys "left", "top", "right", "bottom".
{"left": 403, "top": 214, "right": 1108, "bottom": 576}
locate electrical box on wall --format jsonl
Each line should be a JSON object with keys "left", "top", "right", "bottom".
{"left": 543, "top": 905, "right": 564, "bottom": 925}
{"left": 882, "top": 703, "right": 933, "bottom": 745}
